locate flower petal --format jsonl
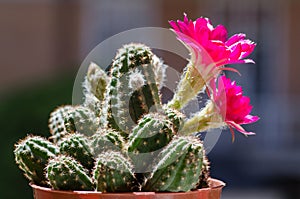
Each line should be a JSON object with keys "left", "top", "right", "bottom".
{"left": 240, "top": 115, "right": 260, "bottom": 124}
{"left": 211, "top": 25, "right": 228, "bottom": 42}
{"left": 226, "top": 33, "right": 246, "bottom": 46}
{"left": 226, "top": 120, "right": 256, "bottom": 136}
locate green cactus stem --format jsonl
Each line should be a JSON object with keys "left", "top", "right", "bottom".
{"left": 93, "top": 151, "right": 138, "bottom": 192}
{"left": 83, "top": 62, "right": 109, "bottom": 102}
{"left": 127, "top": 113, "right": 174, "bottom": 154}
{"left": 14, "top": 135, "right": 59, "bottom": 186}
{"left": 59, "top": 133, "right": 94, "bottom": 171}
{"left": 127, "top": 113, "right": 175, "bottom": 175}
{"left": 90, "top": 129, "right": 124, "bottom": 156}
{"left": 101, "top": 43, "right": 162, "bottom": 134}
{"left": 48, "top": 105, "right": 74, "bottom": 143}
{"left": 163, "top": 106, "right": 185, "bottom": 132}
{"left": 64, "top": 105, "right": 99, "bottom": 137}
{"left": 46, "top": 155, "right": 94, "bottom": 191}
{"left": 143, "top": 136, "right": 204, "bottom": 192}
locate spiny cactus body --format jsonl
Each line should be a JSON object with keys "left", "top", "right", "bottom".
{"left": 59, "top": 133, "right": 94, "bottom": 171}
{"left": 83, "top": 62, "right": 109, "bottom": 102}
{"left": 127, "top": 113, "right": 174, "bottom": 154}
{"left": 93, "top": 151, "right": 137, "bottom": 192}
{"left": 102, "top": 43, "right": 162, "bottom": 134}
{"left": 64, "top": 106, "right": 99, "bottom": 137}
{"left": 163, "top": 106, "right": 185, "bottom": 132}
{"left": 198, "top": 156, "right": 210, "bottom": 188}
{"left": 143, "top": 136, "right": 204, "bottom": 192}
{"left": 152, "top": 55, "right": 167, "bottom": 89}
{"left": 48, "top": 105, "right": 74, "bottom": 143}
{"left": 14, "top": 136, "right": 59, "bottom": 186}
{"left": 127, "top": 112, "right": 176, "bottom": 176}
{"left": 91, "top": 129, "right": 124, "bottom": 156}
{"left": 46, "top": 155, "right": 94, "bottom": 191}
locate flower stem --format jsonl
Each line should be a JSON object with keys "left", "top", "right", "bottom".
{"left": 179, "top": 101, "right": 224, "bottom": 135}
{"left": 167, "top": 64, "right": 206, "bottom": 110}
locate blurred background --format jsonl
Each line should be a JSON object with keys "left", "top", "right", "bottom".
{"left": 1, "top": 0, "right": 299, "bottom": 198}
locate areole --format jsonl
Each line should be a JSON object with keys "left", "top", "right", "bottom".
{"left": 31, "top": 178, "right": 225, "bottom": 199}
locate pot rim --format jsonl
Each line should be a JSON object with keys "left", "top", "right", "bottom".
{"left": 30, "top": 178, "right": 225, "bottom": 195}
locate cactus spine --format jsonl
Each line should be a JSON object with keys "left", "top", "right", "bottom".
{"left": 143, "top": 136, "right": 204, "bottom": 192}
{"left": 46, "top": 155, "right": 94, "bottom": 191}
{"left": 14, "top": 136, "right": 59, "bottom": 186}
{"left": 93, "top": 151, "right": 137, "bottom": 192}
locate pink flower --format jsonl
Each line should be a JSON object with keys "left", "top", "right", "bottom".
{"left": 169, "top": 14, "right": 256, "bottom": 69}
{"left": 208, "top": 76, "right": 259, "bottom": 140}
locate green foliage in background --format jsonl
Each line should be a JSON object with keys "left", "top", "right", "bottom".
{"left": 0, "top": 75, "right": 73, "bottom": 199}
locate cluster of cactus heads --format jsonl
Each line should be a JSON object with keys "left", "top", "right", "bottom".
{"left": 14, "top": 43, "right": 211, "bottom": 193}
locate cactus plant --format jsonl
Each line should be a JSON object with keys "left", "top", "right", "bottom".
{"left": 127, "top": 112, "right": 174, "bottom": 154}
{"left": 163, "top": 106, "right": 185, "bottom": 132}
{"left": 93, "top": 151, "right": 137, "bottom": 192}
{"left": 59, "top": 133, "right": 94, "bottom": 171}
{"left": 48, "top": 105, "right": 74, "bottom": 143}
{"left": 143, "top": 136, "right": 204, "bottom": 192}
{"left": 64, "top": 105, "right": 99, "bottom": 137}
{"left": 14, "top": 135, "right": 59, "bottom": 186}
{"left": 14, "top": 14, "right": 259, "bottom": 194}
{"left": 83, "top": 62, "right": 109, "bottom": 102}
{"left": 127, "top": 112, "right": 175, "bottom": 174}
{"left": 46, "top": 155, "right": 94, "bottom": 191}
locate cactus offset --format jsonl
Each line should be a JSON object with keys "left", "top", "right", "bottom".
{"left": 64, "top": 105, "right": 99, "bottom": 137}
{"left": 48, "top": 105, "right": 74, "bottom": 143}
{"left": 93, "top": 151, "right": 137, "bottom": 192}
{"left": 59, "top": 133, "right": 94, "bottom": 171}
{"left": 152, "top": 55, "right": 167, "bottom": 89}
{"left": 163, "top": 106, "right": 185, "bottom": 132}
{"left": 126, "top": 112, "right": 176, "bottom": 179}
{"left": 14, "top": 135, "right": 59, "bottom": 186}
{"left": 143, "top": 136, "right": 204, "bottom": 192}
{"left": 127, "top": 113, "right": 174, "bottom": 153}
{"left": 83, "top": 62, "right": 109, "bottom": 102}
{"left": 91, "top": 129, "right": 124, "bottom": 156}
{"left": 46, "top": 155, "right": 94, "bottom": 191}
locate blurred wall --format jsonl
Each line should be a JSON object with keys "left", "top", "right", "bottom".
{"left": 0, "top": 1, "right": 80, "bottom": 95}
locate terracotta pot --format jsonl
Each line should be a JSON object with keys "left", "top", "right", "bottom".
{"left": 31, "top": 178, "right": 225, "bottom": 199}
